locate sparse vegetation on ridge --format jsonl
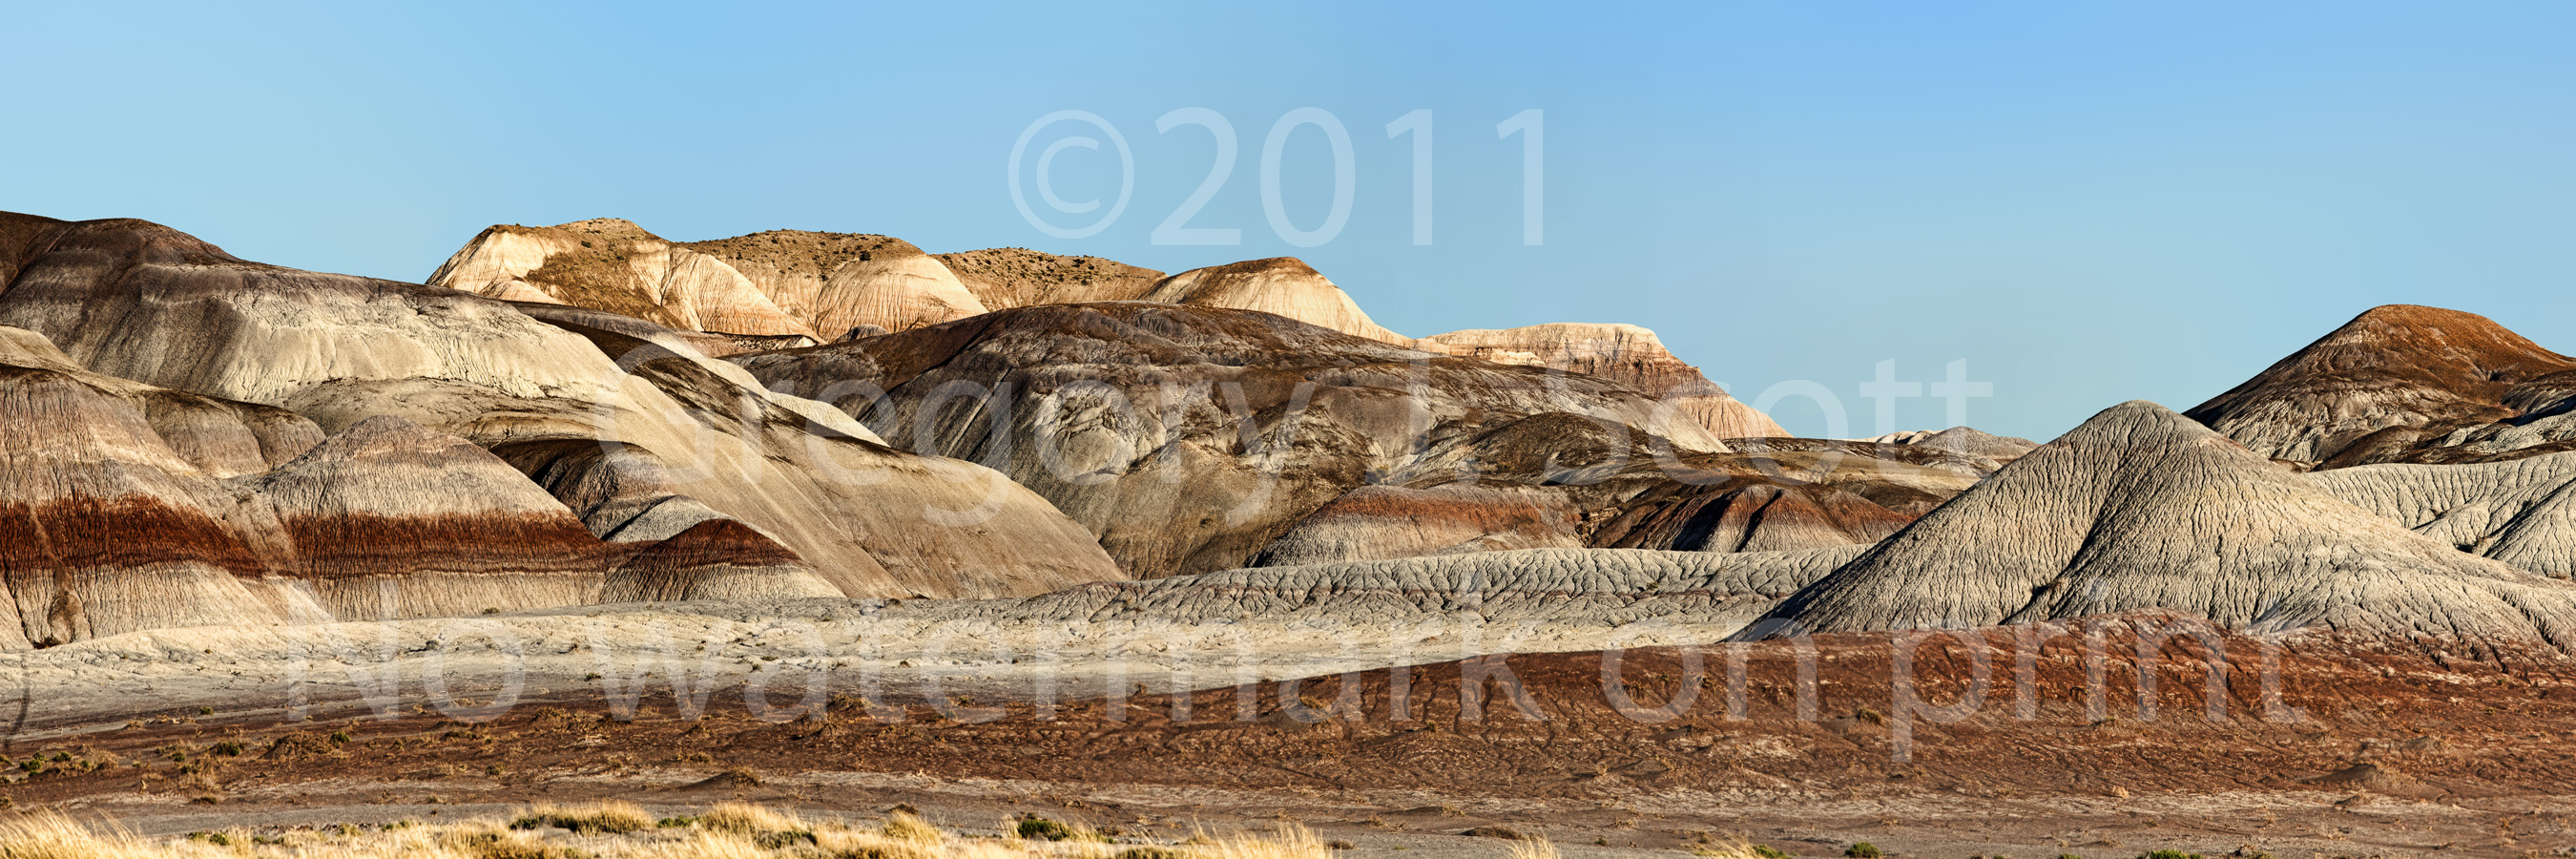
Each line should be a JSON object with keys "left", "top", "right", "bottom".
{"left": 0, "top": 806, "right": 1340, "bottom": 859}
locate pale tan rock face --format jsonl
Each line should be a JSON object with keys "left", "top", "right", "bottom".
{"left": 686, "top": 230, "right": 987, "bottom": 337}
{"left": 0, "top": 322, "right": 842, "bottom": 648}
{"left": 1418, "top": 323, "right": 1787, "bottom": 440}
{"left": 431, "top": 220, "right": 1000, "bottom": 341}
{"left": 427, "top": 220, "right": 818, "bottom": 339}
{"left": 0, "top": 213, "right": 1126, "bottom": 602}
{"left": 1141, "top": 257, "right": 1412, "bottom": 346}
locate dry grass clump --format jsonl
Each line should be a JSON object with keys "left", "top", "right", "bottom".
{"left": 509, "top": 801, "right": 655, "bottom": 834}
{"left": 1185, "top": 823, "right": 1333, "bottom": 859}
{"left": 0, "top": 804, "right": 1344, "bottom": 859}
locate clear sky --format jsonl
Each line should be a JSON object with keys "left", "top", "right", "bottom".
{"left": 6, "top": 2, "right": 2570, "bottom": 440}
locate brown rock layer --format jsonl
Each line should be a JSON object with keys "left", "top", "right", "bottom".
{"left": 936, "top": 246, "right": 1163, "bottom": 309}
{"left": 1251, "top": 486, "right": 1584, "bottom": 567}
{"left": 2187, "top": 304, "right": 2576, "bottom": 466}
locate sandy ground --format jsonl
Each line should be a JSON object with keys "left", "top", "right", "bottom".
{"left": 4, "top": 611, "right": 2574, "bottom": 857}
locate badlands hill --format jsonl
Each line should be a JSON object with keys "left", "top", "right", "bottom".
{"left": 1415, "top": 323, "right": 1787, "bottom": 439}
{"left": 2310, "top": 452, "right": 2576, "bottom": 579}
{"left": 735, "top": 302, "right": 1976, "bottom": 577}
{"left": 435, "top": 221, "right": 1786, "bottom": 442}
{"left": 429, "top": 220, "right": 989, "bottom": 344}
{"left": 0, "top": 323, "right": 840, "bottom": 648}
{"left": 1767, "top": 400, "right": 2576, "bottom": 644}
{"left": 0, "top": 212, "right": 1124, "bottom": 616}
{"left": 935, "top": 246, "right": 1163, "bottom": 308}
{"left": 734, "top": 302, "right": 1718, "bottom": 577}
{"left": 2187, "top": 304, "right": 2576, "bottom": 467}
{"left": 1138, "top": 257, "right": 1413, "bottom": 346}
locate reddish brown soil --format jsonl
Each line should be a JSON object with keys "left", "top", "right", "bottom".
{"left": 9, "top": 618, "right": 2576, "bottom": 855}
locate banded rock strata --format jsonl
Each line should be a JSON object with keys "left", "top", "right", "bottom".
{"left": 0, "top": 325, "right": 838, "bottom": 647}
{"left": 736, "top": 303, "right": 1735, "bottom": 578}
{"left": 2188, "top": 304, "right": 2576, "bottom": 467}
{"left": 1416, "top": 324, "right": 1786, "bottom": 440}
{"left": 0, "top": 212, "right": 1125, "bottom": 601}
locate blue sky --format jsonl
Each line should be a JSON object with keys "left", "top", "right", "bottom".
{"left": 6, "top": 2, "right": 2571, "bottom": 440}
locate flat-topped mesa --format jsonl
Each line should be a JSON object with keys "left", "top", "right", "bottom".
{"left": 935, "top": 246, "right": 1163, "bottom": 310}
{"left": 428, "top": 220, "right": 993, "bottom": 345}
{"left": 2187, "top": 304, "right": 2576, "bottom": 466}
{"left": 1851, "top": 426, "right": 2040, "bottom": 474}
{"left": 1764, "top": 399, "right": 2576, "bottom": 647}
{"left": 427, "top": 220, "right": 819, "bottom": 342}
{"left": 1416, "top": 323, "right": 1787, "bottom": 440}
{"left": 1140, "top": 257, "right": 1413, "bottom": 346}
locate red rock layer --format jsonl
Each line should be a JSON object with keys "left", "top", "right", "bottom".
{"left": 1589, "top": 476, "right": 1916, "bottom": 554}
{"left": 604, "top": 519, "right": 813, "bottom": 602}
{"left": 1253, "top": 486, "right": 1583, "bottom": 567}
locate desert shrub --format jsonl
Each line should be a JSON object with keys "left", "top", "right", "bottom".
{"left": 1017, "top": 818, "right": 1073, "bottom": 841}
{"left": 1846, "top": 844, "right": 1882, "bottom": 858}
{"left": 509, "top": 801, "right": 654, "bottom": 834}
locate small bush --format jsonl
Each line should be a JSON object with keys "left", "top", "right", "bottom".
{"left": 1755, "top": 847, "right": 1795, "bottom": 859}
{"left": 209, "top": 741, "right": 244, "bottom": 757}
{"left": 508, "top": 801, "right": 654, "bottom": 834}
{"left": 1018, "top": 818, "right": 1073, "bottom": 841}
{"left": 1846, "top": 844, "right": 1883, "bottom": 858}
